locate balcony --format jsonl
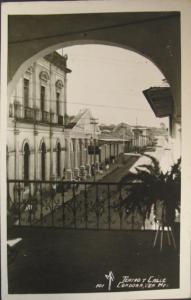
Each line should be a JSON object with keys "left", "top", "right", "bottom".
{"left": 24, "top": 107, "right": 35, "bottom": 119}
{"left": 58, "top": 115, "right": 64, "bottom": 125}
{"left": 7, "top": 180, "right": 158, "bottom": 230}
{"left": 7, "top": 180, "right": 179, "bottom": 294}
{"left": 11, "top": 103, "right": 64, "bottom": 126}
{"left": 42, "top": 111, "right": 51, "bottom": 123}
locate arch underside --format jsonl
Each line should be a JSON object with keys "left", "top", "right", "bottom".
{"left": 8, "top": 12, "right": 181, "bottom": 124}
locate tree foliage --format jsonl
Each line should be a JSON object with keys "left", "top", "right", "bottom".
{"left": 120, "top": 155, "right": 181, "bottom": 225}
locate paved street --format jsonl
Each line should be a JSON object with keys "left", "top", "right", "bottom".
{"left": 29, "top": 154, "right": 141, "bottom": 229}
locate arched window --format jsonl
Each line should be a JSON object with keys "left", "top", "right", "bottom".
{"left": 24, "top": 143, "right": 30, "bottom": 183}
{"left": 40, "top": 85, "right": 45, "bottom": 112}
{"left": 41, "top": 142, "right": 46, "bottom": 181}
{"left": 56, "top": 91, "right": 60, "bottom": 115}
{"left": 56, "top": 142, "right": 61, "bottom": 177}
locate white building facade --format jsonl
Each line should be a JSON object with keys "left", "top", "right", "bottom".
{"left": 7, "top": 53, "right": 104, "bottom": 182}
{"left": 7, "top": 52, "right": 71, "bottom": 182}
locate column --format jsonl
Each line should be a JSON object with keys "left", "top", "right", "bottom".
{"left": 85, "top": 139, "right": 91, "bottom": 177}
{"left": 52, "top": 148, "right": 57, "bottom": 179}
{"left": 37, "top": 149, "right": 41, "bottom": 180}
{"left": 34, "top": 130, "right": 38, "bottom": 180}
{"left": 79, "top": 139, "right": 86, "bottom": 179}
{"left": 170, "top": 119, "right": 181, "bottom": 163}
{"left": 80, "top": 139, "right": 85, "bottom": 166}
{"left": 60, "top": 144, "right": 65, "bottom": 178}
{"left": 65, "top": 138, "right": 72, "bottom": 180}
{"left": 49, "top": 131, "right": 54, "bottom": 180}
{"left": 14, "top": 129, "right": 20, "bottom": 180}
{"left": 74, "top": 138, "right": 80, "bottom": 177}
{"left": 95, "top": 139, "right": 100, "bottom": 172}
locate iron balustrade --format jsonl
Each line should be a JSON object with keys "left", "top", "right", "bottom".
{"left": 10, "top": 103, "right": 64, "bottom": 126}
{"left": 42, "top": 111, "right": 51, "bottom": 123}
{"left": 7, "top": 180, "right": 156, "bottom": 230}
{"left": 58, "top": 115, "right": 64, "bottom": 125}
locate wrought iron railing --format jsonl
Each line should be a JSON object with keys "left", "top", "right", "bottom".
{"left": 58, "top": 115, "right": 64, "bottom": 125}
{"left": 7, "top": 180, "right": 157, "bottom": 230}
{"left": 11, "top": 103, "right": 64, "bottom": 126}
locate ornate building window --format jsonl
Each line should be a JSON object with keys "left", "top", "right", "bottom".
{"left": 41, "top": 142, "right": 46, "bottom": 181}
{"left": 39, "top": 71, "right": 49, "bottom": 112}
{"left": 39, "top": 71, "right": 49, "bottom": 83}
{"left": 40, "top": 85, "right": 45, "bottom": 112}
{"left": 55, "top": 80, "right": 63, "bottom": 116}
{"left": 56, "top": 92, "right": 60, "bottom": 115}
{"left": 23, "top": 78, "right": 29, "bottom": 108}
{"left": 55, "top": 79, "right": 64, "bottom": 90}
{"left": 56, "top": 142, "right": 61, "bottom": 177}
{"left": 24, "top": 143, "right": 30, "bottom": 184}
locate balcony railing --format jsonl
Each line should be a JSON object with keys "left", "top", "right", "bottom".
{"left": 12, "top": 103, "right": 64, "bottom": 126}
{"left": 58, "top": 115, "right": 64, "bottom": 125}
{"left": 24, "top": 107, "right": 35, "bottom": 119}
{"left": 42, "top": 111, "right": 51, "bottom": 123}
{"left": 7, "top": 180, "right": 158, "bottom": 230}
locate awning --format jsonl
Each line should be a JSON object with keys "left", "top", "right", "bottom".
{"left": 143, "top": 87, "right": 173, "bottom": 118}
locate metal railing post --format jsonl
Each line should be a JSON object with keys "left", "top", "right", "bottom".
{"left": 107, "top": 184, "right": 111, "bottom": 230}
{"left": 62, "top": 185, "right": 65, "bottom": 228}
{"left": 84, "top": 183, "right": 88, "bottom": 229}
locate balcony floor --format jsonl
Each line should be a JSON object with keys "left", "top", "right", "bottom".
{"left": 7, "top": 227, "right": 179, "bottom": 294}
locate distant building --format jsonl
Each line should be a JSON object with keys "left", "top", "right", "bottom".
{"left": 64, "top": 109, "right": 100, "bottom": 179}
{"left": 113, "top": 123, "right": 134, "bottom": 152}
{"left": 98, "top": 132, "right": 124, "bottom": 164}
{"left": 131, "top": 126, "right": 152, "bottom": 150}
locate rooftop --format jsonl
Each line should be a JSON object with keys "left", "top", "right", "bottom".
{"left": 44, "top": 51, "right": 72, "bottom": 73}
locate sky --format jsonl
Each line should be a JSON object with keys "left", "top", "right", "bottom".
{"left": 57, "top": 45, "right": 169, "bottom": 128}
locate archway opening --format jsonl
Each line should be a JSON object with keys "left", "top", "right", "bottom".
{"left": 24, "top": 143, "right": 30, "bottom": 184}
{"left": 56, "top": 142, "right": 61, "bottom": 177}
{"left": 41, "top": 142, "right": 46, "bottom": 181}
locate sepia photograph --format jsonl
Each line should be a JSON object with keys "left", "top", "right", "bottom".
{"left": 1, "top": 1, "right": 191, "bottom": 299}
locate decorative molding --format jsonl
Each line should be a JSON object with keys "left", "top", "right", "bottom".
{"left": 26, "top": 66, "right": 33, "bottom": 75}
{"left": 55, "top": 79, "right": 64, "bottom": 89}
{"left": 39, "top": 71, "right": 50, "bottom": 83}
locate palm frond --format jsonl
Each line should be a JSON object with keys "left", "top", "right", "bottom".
{"left": 142, "top": 154, "right": 161, "bottom": 174}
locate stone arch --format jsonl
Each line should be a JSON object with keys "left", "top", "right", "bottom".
{"left": 23, "top": 142, "right": 30, "bottom": 182}
{"left": 8, "top": 12, "right": 181, "bottom": 143}
{"left": 21, "top": 138, "right": 31, "bottom": 153}
{"left": 38, "top": 138, "right": 46, "bottom": 152}
{"left": 39, "top": 70, "right": 50, "bottom": 83}
{"left": 56, "top": 141, "right": 62, "bottom": 177}
{"left": 9, "top": 39, "right": 169, "bottom": 98}
{"left": 40, "top": 141, "right": 46, "bottom": 181}
{"left": 55, "top": 79, "right": 64, "bottom": 90}
{"left": 55, "top": 138, "right": 62, "bottom": 148}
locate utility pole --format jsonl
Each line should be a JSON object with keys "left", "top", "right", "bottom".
{"left": 90, "top": 117, "right": 99, "bottom": 182}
